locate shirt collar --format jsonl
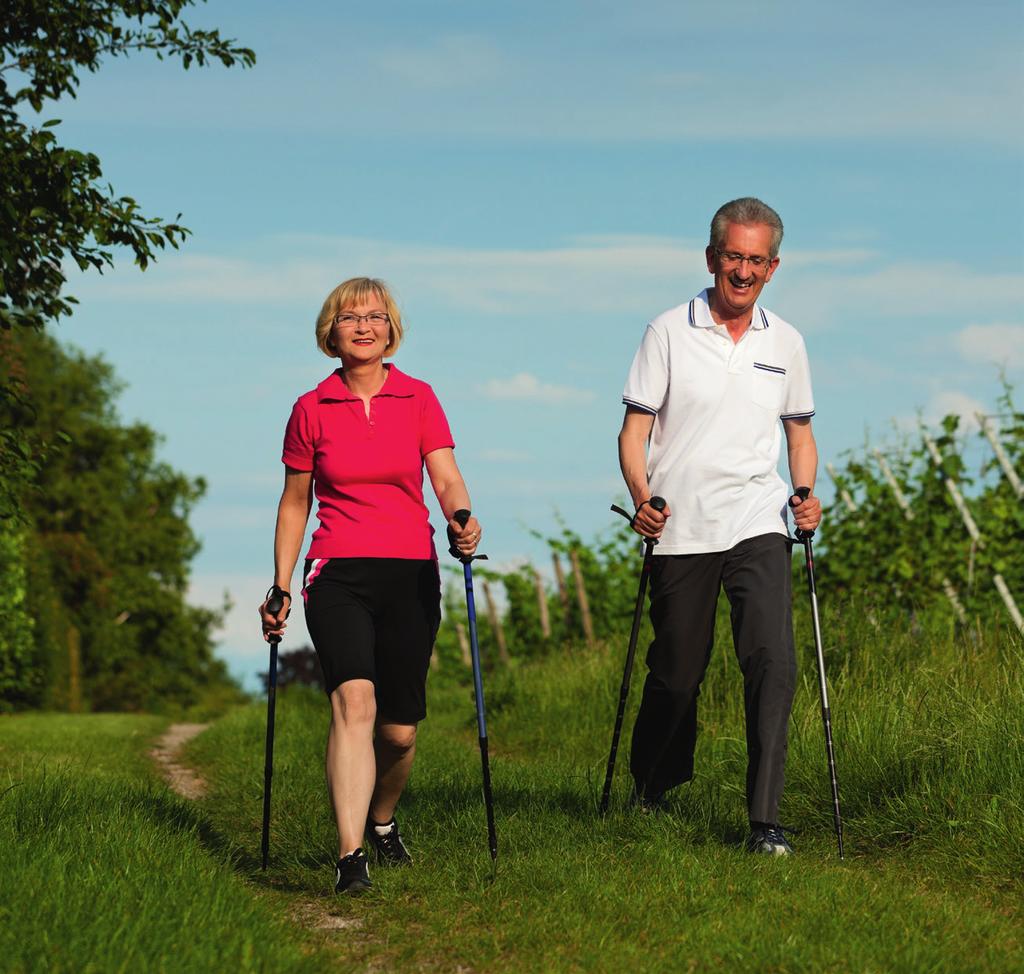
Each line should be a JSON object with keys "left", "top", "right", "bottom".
{"left": 316, "top": 364, "right": 416, "bottom": 403}
{"left": 689, "top": 289, "right": 769, "bottom": 331}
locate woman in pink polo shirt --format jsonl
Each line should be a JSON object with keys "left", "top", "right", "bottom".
{"left": 258, "top": 277, "right": 481, "bottom": 895}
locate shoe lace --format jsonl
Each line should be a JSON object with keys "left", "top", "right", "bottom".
{"left": 376, "top": 825, "right": 404, "bottom": 856}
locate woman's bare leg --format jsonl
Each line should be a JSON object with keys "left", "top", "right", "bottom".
{"left": 326, "top": 679, "right": 377, "bottom": 857}
{"left": 368, "top": 722, "right": 418, "bottom": 824}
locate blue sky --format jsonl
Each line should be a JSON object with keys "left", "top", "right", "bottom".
{"left": 42, "top": 0, "right": 1023, "bottom": 687}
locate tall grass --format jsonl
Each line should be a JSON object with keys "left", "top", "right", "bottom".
{"left": 186, "top": 606, "right": 1023, "bottom": 972}
{"left": 0, "top": 715, "right": 324, "bottom": 973}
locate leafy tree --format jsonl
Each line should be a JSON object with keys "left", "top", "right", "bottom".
{"left": 0, "top": 0, "right": 254, "bottom": 331}
{"left": 0, "top": 2, "right": 252, "bottom": 709}
{"left": 817, "top": 391, "right": 1024, "bottom": 627}
{"left": 0, "top": 329, "right": 233, "bottom": 711}
{"left": 258, "top": 645, "right": 324, "bottom": 693}
{"left": 0, "top": 1, "right": 254, "bottom": 521}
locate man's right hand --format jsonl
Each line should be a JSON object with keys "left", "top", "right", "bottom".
{"left": 632, "top": 499, "right": 671, "bottom": 539}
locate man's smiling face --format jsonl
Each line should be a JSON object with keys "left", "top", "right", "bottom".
{"left": 705, "top": 221, "right": 780, "bottom": 319}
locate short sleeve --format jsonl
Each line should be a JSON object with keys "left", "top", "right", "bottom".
{"left": 282, "top": 396, "right": 316, "bottom": 470}
{"left": 780, "top": 338, "right": 815, "bottom": 420}
{"left": 622, "top": 323, "right": 669, "bottom": 415}
{"left": 420, "top": 386, "right": 455, "bottom": 456}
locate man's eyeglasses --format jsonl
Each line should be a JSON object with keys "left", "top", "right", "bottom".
{"left": 333, "top": 312, "right": 390, "bottom": 327}
{"left": 715, "top": 249, "right": 772, "bottom": 269}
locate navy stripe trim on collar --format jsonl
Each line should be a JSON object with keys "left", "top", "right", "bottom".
{"left": 759, "top": 308, "right": 769, "bottom": 329}
{"left": 780, "top": 410, "right": 816, "bottom": 420}
{"left": 688, "top": 300, "right": 695, "bottom": 326}
{"left": 623, "top": 396, "right": 658, "bottom": 416}
{"left": 753, "top": 362, "right": 786, "bottom": 375}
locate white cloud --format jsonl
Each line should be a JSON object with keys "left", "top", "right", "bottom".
{"left": 772, "top": 264, "right": 1024, "bottom": 331}
{"left": 479, "top": 372, "right": 595, "bottom": 404}
{"left": 71, "top": 236, "right": 1024, "bottom": 337}
{"left": 53, "top": 18, "right": 1023, "bottom": 147}
{"left": 953, "top": 323, "right": 1024, "bottom": 370}
{"left": 923, "top": 390, "right": 988, "bottom": 433}
{"left": 65, "top": 234, "right": 892, "bottom": 320}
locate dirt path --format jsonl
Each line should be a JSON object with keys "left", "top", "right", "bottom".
{"left": 150, "top": 722, "right": 210, "bottom": 800}
{"left": 149, "top": 721, "right": 360, "bottom": 934}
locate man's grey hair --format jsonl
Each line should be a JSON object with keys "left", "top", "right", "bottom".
{"left": 709, "top": 197, "right": 784, "bottom": 259}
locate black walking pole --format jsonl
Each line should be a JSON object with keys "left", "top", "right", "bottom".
{"left": 790, "top": 487, "right": 845, "bottom": 859}
{"left": 261, "top": 585, "right": 288, "bottom": 871}
{"left": 448, "top": 510, "right": 498, "bottom": 866}
{"left": 599, "top": 496, "right": 667, "bottom": 815}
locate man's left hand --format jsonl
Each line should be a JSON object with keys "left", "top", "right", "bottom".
{"left": 790, "top": 491, "right": 822, "bottom": 533}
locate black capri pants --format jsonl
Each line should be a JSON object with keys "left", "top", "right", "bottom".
{"left": 303, "top": 557, "right": 442, "bottom": 724}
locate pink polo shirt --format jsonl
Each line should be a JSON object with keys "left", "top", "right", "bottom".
{"left": 281, "top": 365, "right": 455, "bottom": 560}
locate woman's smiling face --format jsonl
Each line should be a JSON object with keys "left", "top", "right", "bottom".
{"left": 331, "top": 295, "right": 391, "bottom": 365}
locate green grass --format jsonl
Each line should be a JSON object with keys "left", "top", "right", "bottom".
{"left": 2, "top": 611, "right": 1022, "bottom": 973}
{"left": 186, "top": 616, "right": 1024, "bottom": 973}
{"left": 0, "top": 714, "right": 325, "bottom": 973}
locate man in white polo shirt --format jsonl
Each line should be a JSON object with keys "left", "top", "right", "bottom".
{"left": 618, "top": 197, "right": 821, "bottom": 856}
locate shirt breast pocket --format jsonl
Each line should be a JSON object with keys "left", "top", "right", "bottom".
{"left": 750, "top": 363, "right": 786, "bottom": 413}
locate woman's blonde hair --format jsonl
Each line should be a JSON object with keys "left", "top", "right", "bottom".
{"left": 315, "top": 277, "right": 404, "bottom": 358}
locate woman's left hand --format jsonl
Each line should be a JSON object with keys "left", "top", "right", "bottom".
{"left": 448, "top": 514, "right": 482, "bottom": 557}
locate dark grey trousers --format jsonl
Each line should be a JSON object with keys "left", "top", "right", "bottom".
{"left": 629, "top": 533, "right": 796, "bottom": 824}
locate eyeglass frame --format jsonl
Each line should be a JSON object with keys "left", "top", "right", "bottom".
{"left": 331, "top": 311, "right": 391, "bottom": 327}
{"left": 713, "top": 248, "right": 775, "bottom": 270}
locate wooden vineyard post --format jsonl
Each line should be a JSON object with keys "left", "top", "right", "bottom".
{"left": 534, "top": 566, "right": 551, "bottom": 639}
{"left": 871, "top": 449, "right": 968, "bottom": 625}
{"left": 455, "top": 622, "right": 471, "bottom": 667}
{"left": 977, "top": 413, "right": 1024, "bottom": 499}
{"left": 922, "top": 431, "right": 1023, "bottom": 634}
{"left": 569, "top": 549, "right": 595, "bottom": 647}
{"left": 482, "top": 579, "right": 510, "bottom": 664}
{"left": 552, "top": 552, "right": 571, "bottom": 629}
{"left": 67, "top": 624, "right": 82, "bottom": 713}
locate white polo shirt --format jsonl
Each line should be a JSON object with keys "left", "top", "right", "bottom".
{"left": 622, "top": 289, "right": 815, "bottom": 555}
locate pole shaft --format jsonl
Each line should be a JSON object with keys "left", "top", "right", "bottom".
{"left": 464, "top": 561, "right": 498, "bottom": 861}
{"left": 600, "top": 540, "right": 654, "bottom": 814}
{"left": 801, "top": 537, "right": 844, "bottom": 858}
{"left": 261, "top": 639, "right": 279, "bottom": 870}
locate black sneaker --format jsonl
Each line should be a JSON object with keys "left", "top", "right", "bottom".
{"left": 366, "top": 817, "right": 413, "bottom": 865}
{"left": 334, "top": 848, "right": 372, "bottom": 894}
{"left": 628, "top": 788, "right": 669, "bottom": 814}
{"left": 745, "top": 824, "right": 795, "bottom": 856}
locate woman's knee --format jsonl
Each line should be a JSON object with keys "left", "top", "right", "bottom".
{"left": 377, "top": 722, "right": 417, "bottom": 754}
{"left": 330, "top": 680, "right": 377, "bottom": 726}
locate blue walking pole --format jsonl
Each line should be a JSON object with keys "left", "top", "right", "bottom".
{"left": 261, "top": 585, "right": 288, "bottom": 870}
{"left": 448, "top": 509, "right": 497, "bottom": 864}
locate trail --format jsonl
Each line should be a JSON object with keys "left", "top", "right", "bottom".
{"left": 149, "top": 721, "right": 361, "bottom": 936}
{"left": 150, "top": 722, "right": 210, "bottom": 799}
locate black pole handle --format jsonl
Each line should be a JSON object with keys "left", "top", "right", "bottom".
{"left": 611, "top": 494, "right": 667, "bottom": 524}
{"left": 265, "top": 585, "right": 289, "bottom": 645}
{"left": 448, "top": 509, "right": 487, "bottom": 562}
{"left": 789, "top": 486, "right": 813, "bottom": 541}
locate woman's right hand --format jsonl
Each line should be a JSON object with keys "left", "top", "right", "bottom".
{"left": 258, "top": 592, "right": 292, "bottom": 642}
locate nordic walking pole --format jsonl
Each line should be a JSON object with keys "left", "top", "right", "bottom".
{"left": 261, "top": 585, "right": 287, "bottom": 870}
{"left": 599, "top": 495, "right": 667, "bottom": 815}
{"left": 448, "top": 510, "right": 498, "bottom": 865}
{"left": 790, "top": 487, "right": 844, "bottom": 859}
